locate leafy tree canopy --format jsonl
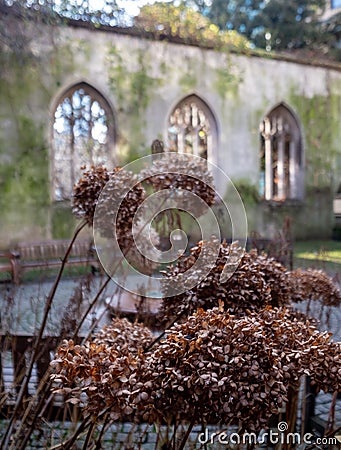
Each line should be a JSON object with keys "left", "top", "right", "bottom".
{"left": 2, "top": 0, "right": 340, "bottom": 59}
{"left": 253, "top": 0, "right": 327, "bottom": 50}
{"left": 134, "top": 2, "right": 251, "bottom": 50}
{"left": 179, "top": 0, "right": 339, "bottom": 58}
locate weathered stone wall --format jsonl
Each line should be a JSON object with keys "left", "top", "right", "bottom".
{"left": 0, "top": 14, "right": 341, "bottom": 247}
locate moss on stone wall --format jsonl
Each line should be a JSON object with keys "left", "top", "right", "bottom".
{"left": 213, "top": 53, "right": 243, "bottom": 101}
{"left": 13, "top": 116, "right": 48, "bottom": 206}
{"left": 214, "top": 67, "right": 241, "bottom": 100}
{"left": 179, "top": 69, "right": 198, "bottom": 92}
{"left": 289, "top": 91, "right": 340, "bottom": 189}
{"left": 0, "top": 115, "right": 48, "bottom": 210}
{"left": 232, "top": 179, "right": 259, "bottom": 206}
{"left": 0, "top": 49, "right": 53, "bottom": 244}
{"left": 0, "top": 114, "right": 49, "bottom": 244}
{"left": 50, "top": 42, "right": 76, "bottom": 87}
{"left": 107, "top": 45, "right": 163, "bottom": 159}
{"left": 50, "top": 203, "right": 77, "bottom": 239}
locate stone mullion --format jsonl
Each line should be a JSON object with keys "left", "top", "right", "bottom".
{"left": 289, "top": 140, "right": 297, "bottom": 199}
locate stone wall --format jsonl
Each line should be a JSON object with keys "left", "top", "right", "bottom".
{"left": 0, "top": 12, "right": 341, "bottom": 246}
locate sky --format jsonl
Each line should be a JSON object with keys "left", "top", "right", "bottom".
{"left": 89, "top": 0, "right": 161, "bottom": 17}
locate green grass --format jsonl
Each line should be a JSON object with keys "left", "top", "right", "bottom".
{"left": 0, "top": 265, "right": 95, "bottom": 284}
{"left": 293, "top": 240, "right": 341, "bottom": 272}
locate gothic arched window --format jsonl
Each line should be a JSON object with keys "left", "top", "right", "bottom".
{"left": 167, "top": 95, "right": 217, "bottom": 160}
{"left": 52, "top": 83, "right": 115, "bottom": 200}
{"left": 259, "top": 103, "right": 303, "bottom": 201}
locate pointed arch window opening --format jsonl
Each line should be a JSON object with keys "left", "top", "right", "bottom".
{"left": 52, "top": 84, "right": 115, "bottom": 201}
{"left": 259, "top": 105, "right": 303, "bottom": 201}
{"left": 167, "top": 97, "right": 216, "bottom": 160}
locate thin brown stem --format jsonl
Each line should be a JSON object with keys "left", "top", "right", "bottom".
{"left": 326, "top": 390, "right": 338, "bottom": 434}
{"left": 72, "top": 273, "right": 111, "bottom": 339}
{"left": 15, "top": 380, "right": 53, "bottom": 450}
{"left": 49, "top": 415, "right": 92, "bottom": 450}
{"left": 178, "top": 418, "right": 195, "bottom": 450}
{"left": 1, "top": 220, "right": 87, "bottom": 450}
{"left": 91, "top": 414, "right": 111, "bottom": 450}
{"left": 82, "top": 417, "right": 98, "bottom": 450}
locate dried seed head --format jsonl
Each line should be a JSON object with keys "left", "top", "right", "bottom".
{"left": 93, "top": 167, "right": 145, "bottom": 242}
{"left": 140, "top": 153, "right": 216, "bottom": 216}
{"left": 159, "top": 241, "right": 293, "bottom": 324}
{"left": 51, "top": 308, "right": 341, "bottom": 431}
{"left": 135, "top": 307, "right": 341, "bottom": 430}
{"left": 288, "top": 268, "right": 341, "bottom": 307}
{"left": 72, "top": 165, "right": 111, "bottom": 224}
{"left": 50, "top": 318, "right": 153, "bottom": 418}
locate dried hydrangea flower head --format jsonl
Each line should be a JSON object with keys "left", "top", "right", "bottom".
{"left": 94, "top": 167, "right": 145, "bottom": 241}
{"left": 72, "top": 166, "right": 146, "bottom": 237}
{"left": 159, "top": 240, "right": 294, "bottom": 324}
{"left": 117, "top": 218, "right": 161, "bottom": 275}
{"left": 135, "top": 306, "right": 341, "bottom": 430}
{"left": 72, "top": 165, "right": 110, "bottom": 224}
{"left": 289, "top": 268, "right": 341, "bottom": 307}
{"left": 139, "top": 152, "right": 216, "bottom": 217}
{"left": 248, "top": 249, "right": 293, "bottom": 307}
{"left": 51, "top": 308, "right": 340, "bottom": 430}
{"left": 136, "top": 306, "right": 287, "bottom": 430}
{"left": 50, "top": 318, "right": 153, "bottom": 418}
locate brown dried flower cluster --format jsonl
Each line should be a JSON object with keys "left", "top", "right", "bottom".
{"left": 72, "top": 166, "right": 146, "bottom": 241}
{"left": 51, "top": 308, "right": 341, "bottom": 432}
{"left": 72, "top": 166, "right": 161, "bottom": 273}
{"left": 136, "top": 307, "right": 340, "bottom": 430}
{"left": 248, "top": 249, "right": 293, "bottom": 306}
{"left": 50, "top": 318, "right": 153, "bottom": 419}
{"left": 93, "top": 317, "right": 154, "bottom": 349}
{"left": 137, "top": 307, "right": 288, "bottom": 431}
{"left": 94, "top": 167, "right": 145, "bottom": 243}
{"left": 288, "top": 268, "right": 341, "bottom": 307}
{"left": 72, "top": 165, "right": 110, "bottom": 224}
{"left": 254, "top": 308, "right": 341, "bottom": 392}
{"left": 159, "top": 240, "right": 293, "bottom": 324}
{"left": 140, "top": 153, "right": 216, "bottom": 216}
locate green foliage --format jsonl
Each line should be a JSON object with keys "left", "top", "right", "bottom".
{"left": 134, "top": 2, "right": 251, "bottom": 51}
{"left": 51, "top": 203, "right": 77, "bottom": 239}
{"left": 130, "top": 52, "right": 159, "bottom": 111}
{"left": 4, "top": 0, "right": 339, "bottom": 59}
{"left": 107, "top": 46, "right": 163, "bottom": 159}
{"left": 179, "top": 71, "right": 198, "bottom": 91}
{"left": 179, "top": 0, "right": 340, "bottom": 59}
{"left": 294, "top": 240, "right": 341, "bottom": 271}
{"left": 208, "top": 0, "right": 264, "bottom": 39}
{"left": 253, "top": 0, "right": 328, "bottom": 51}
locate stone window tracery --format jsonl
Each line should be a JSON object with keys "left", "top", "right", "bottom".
{"left": 259, "top": 104, "right": 303, "bottom": 201}
{"left": 167, "top": 95, "right": 217, "bottom": 160}
{"left": 52, "top": 83, "right": 115, "bottom": 200}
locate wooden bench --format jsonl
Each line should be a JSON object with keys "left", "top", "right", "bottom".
{"left": 0, "top": 250, "right": 19, "bottom": 283}
{"left": 0, "top": 239, "right": 99, "bottom": 284}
